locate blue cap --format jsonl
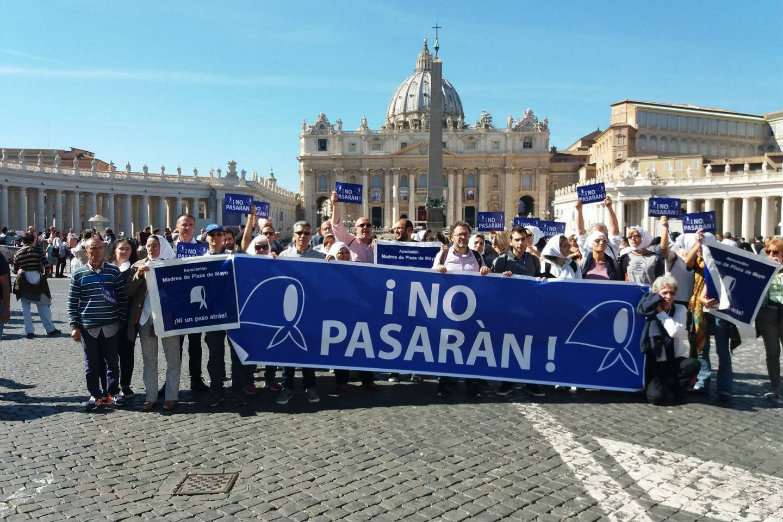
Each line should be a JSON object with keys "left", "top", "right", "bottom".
{"left": 205, "top": 224, "right": 224, "bottom": 235}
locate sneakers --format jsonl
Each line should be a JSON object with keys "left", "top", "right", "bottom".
{"left": 46, "top": 329, "right": 62, "bottom": 337}
{"left": 206, "top": 390, "right": 225, "bottom": 407}
{"left": 242, "top": 383, "right": 258, "bottom": 396}
{"left": 233, "top": 390, "right": 249, "bottom": 407}
{"left": 496, "top": 382, "right": 514, "bottom": 396}
{"left": 524, "top": 384, "right": 546, "bottom": 398}
{"left": 276, "top": 389, "right": 294, "bottom": 405}
{"left": 114, "top": 394, "right": 126, "bottom": 407}
{"left": 265, "top": 380, "right": 282, "bottom": 391}
{"left": 764, "top": 391, "right": 781, "bottom": 400}
{"left": 85, "top": 396, "right": 99, "bottom": 412}
{"left": 121, "top": 386, "right": 134, "bottom": 396}
{"left": 306, "top": 388, "right": 320, "bottom": 403}
{"left": 103, "top": 395, "right": 117, "bottom": 409}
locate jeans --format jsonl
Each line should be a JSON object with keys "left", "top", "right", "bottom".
{"left": 20, "top": 297, "right": 56, "bottom": 335}
{"left": 283, "top": 367, "right": 316, "bottom": 390}
{"left": 81, "top": 328, "right": 119, "bottom": 398}
{"left": 117, "top": 322, "right": 136, "bottom": 388}
{"left": 205, "top": 330, "right": 246, "bottom": 392}
{"left": 755, "top": 305, "right": 782, "bottom": 395}
{"left": 695, "top": 317, "right": 733, "bottom": 396}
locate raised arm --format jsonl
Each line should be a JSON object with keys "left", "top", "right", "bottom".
{"left": 240, "top": 207, "right": 258, "bottom": 252}
{"left": 604, "top": 196, "right": 619, "bottom": 237}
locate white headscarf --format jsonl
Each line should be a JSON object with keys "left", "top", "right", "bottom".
{"left": 525, "top": 226, "right": 543, "bottom": 247}
{"left": 327, "top": 241, "right": 350, "bottom": 259}
{"left": 628, "top": 226, "right": 653, "bottom": 251}
{"left": 584, "top": 230, "right": 608, "bottom": 254}
{"left": 149, "top": 235, "right": 175, "bottom": 261}
{"left": 246, "top": 234, "right": 270, "bottom": 254}
{"left": 541, "top": 235, "right": 567, "bottom": 259}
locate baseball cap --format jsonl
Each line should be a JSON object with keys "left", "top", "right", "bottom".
{"left": 205, "top": 224, "right": 224, "bottom": 235}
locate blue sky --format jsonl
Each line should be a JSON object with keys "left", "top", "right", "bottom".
{"left": 2, "top": 1, "right": 781, "bottom": 192}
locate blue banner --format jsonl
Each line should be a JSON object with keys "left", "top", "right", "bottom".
{"left": 176, "top": 242, "right": 208, "bottom": 259}
{"left": 335, "top": 182, "right": 363, "bottom": 204}
{"left": 374, "top": 240, "right": 444, "bottom": 269}
{"left": 253, "top": 201, "right": 270, "bottom": 219}
{"left": 701, "top": 238, "right": 781, "bottom": 327}
{"left": 513, "top": 217, "right": 539, "bottom": 228}
{"left": 682, "top": 211, "right": 716, "bottom": 233}
{"left": 477, "top": 212, "right": 505, "bottom": 232}
{"left": 227, "top": 257, "right": 648, "bottom": 391}
{"left": 224, "top": 193, "right": 253, "bottom": 214}
{"left": 148, "top": 255, "right": 240, "bottom": 336}
{"left": 538, "top": 220, "right": 566, "bottom": 237}
{"left": 648, "top": 197, "right": 681, "bottom": 218}
{"left": 576, "top": 182, "right": 606, "bottom": 204}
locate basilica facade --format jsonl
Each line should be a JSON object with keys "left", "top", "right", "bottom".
{"left": 298, "top": 41, "right": 555, "bottom": 229}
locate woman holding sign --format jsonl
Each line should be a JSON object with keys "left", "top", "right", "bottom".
{"left": 127, "top": 235, "right": 182, "bottom": 412}
{"left": 756, "top": 238, "right": 783, "bottom": 401}
{"left": 580, "top": 231, "right": 621, "bottom": 280}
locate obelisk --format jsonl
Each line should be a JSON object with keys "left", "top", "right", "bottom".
{"left": 426, "top": 26, "right": 444, "bottom": 234}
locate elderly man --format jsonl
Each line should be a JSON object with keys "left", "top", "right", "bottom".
{"left": 432, "top": 222, "right": 489, "bottom": 398}
{"left": 330, "top": 191, "right": 374, "bottom": 263}
{"left": 172, "top": 213, "right": 210, "bottom": 394}
{"left": 68, "top": 238, "right": 128, "bottom": 411}
{"left": 277, "top": 221, "right": 325, "bottom": 404}
{"left": 575, "top": 196, "right": 621, "bottom": 260}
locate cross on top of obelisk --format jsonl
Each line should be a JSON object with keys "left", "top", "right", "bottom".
{"left": 432, "top": 23, "right": 441, "bottom": 58}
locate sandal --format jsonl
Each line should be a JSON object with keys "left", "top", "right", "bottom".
{"left": 142, "top": 401, "right": 155, "bottom": 411}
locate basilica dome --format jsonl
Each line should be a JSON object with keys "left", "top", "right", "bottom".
{"left": 385, "top": 40, "right": 464, "bottom": 130}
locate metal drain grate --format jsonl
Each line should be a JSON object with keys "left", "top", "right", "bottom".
{"left": 174, "top": 472, "right": 239, "bottom": 495}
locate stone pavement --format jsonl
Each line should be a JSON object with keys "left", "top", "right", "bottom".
{"left": 1, "top": 277, "right": 781, "bottom": 521}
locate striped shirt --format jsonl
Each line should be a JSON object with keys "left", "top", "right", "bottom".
{"left": 67, "top": 262, "right": 128, "bottom": 330}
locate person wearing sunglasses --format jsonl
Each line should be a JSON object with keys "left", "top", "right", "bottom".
{"left": 574, "top": 196, "right": 621, "bottom": 260}
{"left": 756, "top": 237, "right": 783, "bottom": 402}
{"left": 618, "top": 220, "right": 668, "bottom": 286}
{"left": 580, "top": 231, "right": 621, "bottom": 280}
{"left": 330, "top": 191, "right": 374, "bottom": 263}
{"left": 276, "top": 221, "right": 325, "bottom": 405}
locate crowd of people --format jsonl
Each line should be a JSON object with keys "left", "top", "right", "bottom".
{"left": 0, "top": 192, "right": 780, "bottom": 411}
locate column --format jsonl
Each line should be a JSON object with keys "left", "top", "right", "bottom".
{"left": 175, "top": 196, "right": 183, "bottom": 221}
{"left": 383, "top": 170, "right": 391, "bottom": 228}
{"left": 641, "top": 198, "right": 650, "bottom": 235}
{"left": 19, "top": 187, "right": 28, "bottom": 230}
{"left": 503, "top": 167, "right": 515, "bottom": 226}
{"left": 72, "top": 190, "right": 81, "bottom": 230}
{"left": 361, "top": 170, "right": 369, "bottom": 219}
{"left": 392, "top": 169, "right": 399, "bottom": 226}
{"left": 158, "top": 196, "right": 167, "bottom": 230}
{"left": 686, "top": 198, "right": 696, "bottom": 214}
{"left": 779, "top": 196, "right": 783, "bottom": 236}
{"left": 478, "top": 168, "right": 489, "bottom": 215}
{"left": 107, "top": 194, "right": 115, "bottom": 233}
{"left": 408, "top": 172, "right": 415, "bottom": 221}
{"left": 140, "top": 194, "right": 149, "bottom": 229}
{"left": 615, "top": 195, "right": 625, "bottom": 233}
{"left": 90, "top": 192, "right": 97, "bottom": 220}
{"left": 455, "top": 170, "right": 463, "bottom": 224}
{"left": 55, "top": 190, "right": 64, "bottom": 229}
{"left": 36, "top": 188, "right": 46, "bottom": 231}
{"left": 447, "top": 170, "right": 456, "bottom": 225}
{"left": 0, "top": 184, "right": 8, "bottom": 229}
{"left": 123, "top": 195, "right": 133, "bottom": 237}
{"left": 703, "top": 198, "right": 714, "bottom": 212}
{"left": 740, "top": 197, "right": 752, "bottom": 240}
{"left": 722, "top": 198, "right": 732, "bottom": 235}
{"left": 760, "top": 196, "right": 771, "bottom": 237}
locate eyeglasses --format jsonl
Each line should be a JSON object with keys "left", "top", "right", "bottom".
{"left": 293, "top": 230, "right": 311, "bottom": 236}
{"left": 255, "top": 244, "right": 269, "bottom": 250}
{"left": 356, "top": 223, "right": 372, "bottom": 228}
{"left": 593, "top": 239, "right": 608, "bottom": 244}
{"left": 770, "top": 250, "right": 781, "bottom": 256}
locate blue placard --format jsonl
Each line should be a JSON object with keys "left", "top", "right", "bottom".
{"left": 701, "top": 238, "right": 781, "bottom": 327}
{"left": 335, "top": 182, "right": 363, "bottom": 204}
{"left": 513, "top": 217, "right": 540, "bottom": 228}
{"left": 253, "top": 201, "right": 270, "bottom": 219}
{"left": 227, "top": 256, "right": 647, "bottom": 391}
{"left": 374, "top": 240, "right": 443, "bottom": 269}
{"left": 224, "top": 193, "right": 253, "bottom": 214}
{"left": 538, "top": 221, "right": 567, "bottom": 237}
{"left": 477, "top": 212, "right": 505, "bottom": 232}
{"left": 681, "top": 211, "right": 716, "bottom": 233}
{"left": 176, "top": 242, "right": 208, "bottom": 259}
{"left": 648, "top": 198, "right": 681, "bottom": 218}
{"left": 147, "top": 255, "right": 240, "bottom": 336}
{"left": 576, "top": 182, "right": 606, "bottom": 204}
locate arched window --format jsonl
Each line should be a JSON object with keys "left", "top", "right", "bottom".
{"left": 466, "top": 174, "right": 475, "bottom": 187}
{"left": 419, "top": 174, "right": 427, "bottom": 188}
{"left": 318, "top": 175, "right": 327, "bottom": 191}
{"left": 522, "top": 173, "right": 532, "bottom": 189}
{"left": 372, "top": 174, "right": 381, "bottom": 189}
{"left": 638, "top": 134, "right": 647, "bottom": 150}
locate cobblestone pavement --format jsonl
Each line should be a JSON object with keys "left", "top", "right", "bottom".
{"left": 1, "top": 278, "right": 781, "bottom": 521}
